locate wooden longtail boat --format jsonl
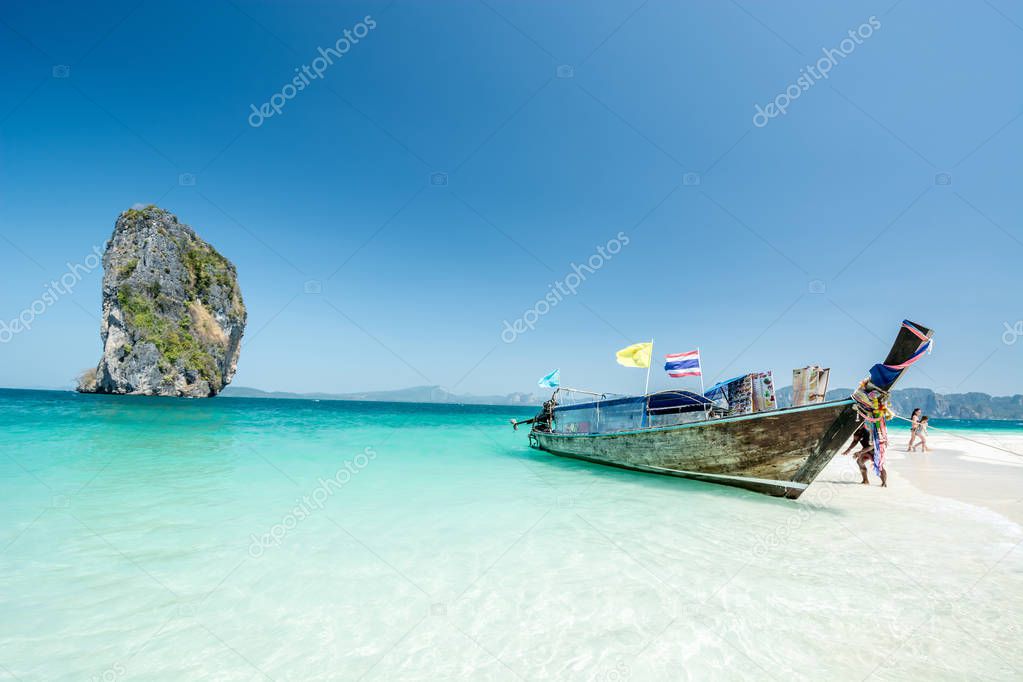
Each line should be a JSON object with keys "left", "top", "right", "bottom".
{"left": 514, "top": 320, "right": 933, "bottom": 499}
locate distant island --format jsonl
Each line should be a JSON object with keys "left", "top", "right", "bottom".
{"left": 221, "top": 384, "right": 1023, "bottom": 420}
{"left": 775, "top": 386, "right": 1023, "bottom": 421}
{"left": 78, "top": 205, "right": 246, "bottom": 397}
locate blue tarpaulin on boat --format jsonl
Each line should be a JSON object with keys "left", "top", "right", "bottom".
{"left": 550, "top": 391, "right": 713, "bottom": 434}
{"left": 552, "top": 396, "right": 644, "bottom": 433}
{"left": 704, "top": 376, "right": 743, "bottom": 399}
{"left": 647, "top": 390, "right": 713, "bottom": 412}
{"left": 553, "top": 391, "right": 711, "bottom": 414}
{"left": 552, "top": 395, "right": 644, "bottom": 413}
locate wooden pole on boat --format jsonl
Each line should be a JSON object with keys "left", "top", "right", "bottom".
{"left": 698, "top": 346, "right": 709, "bottom": 418}
{"left": 644, "top": 339, "right": 654, "bottom": 395}
{"left": 697, "top": 346, "right": 706, "bottom": 395}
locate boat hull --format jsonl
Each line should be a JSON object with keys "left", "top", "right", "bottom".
{"left": 531, "top": 399, "right": 859, "bottom": 499}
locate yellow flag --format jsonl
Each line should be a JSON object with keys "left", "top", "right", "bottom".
{"left": 616, "top": 342, "right": 653, "bottom": 368}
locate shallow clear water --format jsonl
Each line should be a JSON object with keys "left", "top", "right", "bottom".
{"left": 2, "top": 389, "right": 1021, "bottom": 681}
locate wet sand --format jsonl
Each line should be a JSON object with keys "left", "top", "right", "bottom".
{"left": 887, "top": 430, "right": 1023, "bottom": 526}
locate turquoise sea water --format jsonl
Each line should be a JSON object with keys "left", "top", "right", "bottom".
{"left": 886, "top": 416, "right": 1023, "bottom": 433}
{"left": 2, "top": 389, "right": 1022, "bottom": 681}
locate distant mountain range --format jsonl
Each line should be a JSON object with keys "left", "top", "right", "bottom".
{"left": 222, "top": 384, "right": 1023, "bottom": 419}
{"left": 775, "top": 386, "right": 1023, "bottom": 420}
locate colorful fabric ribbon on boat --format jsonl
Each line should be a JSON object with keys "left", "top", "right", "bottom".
{"left": 852, "top": 382, "right": 894, "bottom": 475}
{"left": 868, "top": 320, "right": 933, "bottom": 388}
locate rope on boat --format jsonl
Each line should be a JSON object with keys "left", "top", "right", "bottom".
{"left": 891, "top": 414, "right": 1021, "bottom": 457}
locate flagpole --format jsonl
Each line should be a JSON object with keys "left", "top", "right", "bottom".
{"left": 698, "top": 346, "right": 709, "bottom": 419}
{"left": 698, "top": 346, "right": 705, "bottom": 395}
{"left": 644, "top": 338, "right": 653, "bottom": 395}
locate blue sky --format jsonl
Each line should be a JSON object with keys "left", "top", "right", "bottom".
{"left": 1, "top": 0, "right": 1021, "bottom": 397}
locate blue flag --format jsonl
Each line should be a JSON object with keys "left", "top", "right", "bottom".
{"left": 538, "top": 369, "right": 560, "bottom": 389}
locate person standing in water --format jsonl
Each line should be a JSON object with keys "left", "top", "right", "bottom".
{"left": 906, "top": 408, "right": 922, "bottom": 451}
{"left": 843, "top": 422, "right": 887, "bottom": 487}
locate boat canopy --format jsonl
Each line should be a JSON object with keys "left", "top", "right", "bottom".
{"left": 551, "top": 390, "right": 713, "bottom": 434}
{"left": 647, "top": 390, "right": 715, "bottom": 413}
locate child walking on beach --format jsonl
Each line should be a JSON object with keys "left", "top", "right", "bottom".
{"left": 911, "top": 416, "right": 930, "bottom": 452}
{"left": 906, "top": 408, "right": 922, "bottom": 451}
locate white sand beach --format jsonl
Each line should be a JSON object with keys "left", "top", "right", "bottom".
{"left": 889, "top": 430, "right": 1023, "bottom": 526}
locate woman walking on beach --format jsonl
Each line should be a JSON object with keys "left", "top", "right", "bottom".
{"left": 906, "top": 408, "right": 922, "bottom": 451}
{"left": 911, "top": 416, "right": 930, "bottom": 452}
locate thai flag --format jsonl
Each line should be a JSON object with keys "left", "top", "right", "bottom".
{"left": 665, "top": 350, "right": 701, "bottom": 378}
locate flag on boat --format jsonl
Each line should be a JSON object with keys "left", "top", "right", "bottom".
{"left": 537, "top": 369, "right": 560, "bottom": 389}
{"left": 616, "top": 342, "right": 653, "bottom": 368}
{"left": 664, "top": 350, "right": 701, "bottom": 378}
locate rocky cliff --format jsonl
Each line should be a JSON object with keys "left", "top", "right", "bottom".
{"left": 77, "top": 206, "right": 246, "bottom": 397}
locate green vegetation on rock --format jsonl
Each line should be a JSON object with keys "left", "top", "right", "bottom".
{"left": 184, "top": 245, "right": 233, "bottom": 305}
{"left": 116, "top": 285, "right": 218, "bottom": 385}
{"left": 118, "top": 258, "right": 138, "bottom": 279}
{"left": 123, "top": 205, "right": 158, "bottom": 221}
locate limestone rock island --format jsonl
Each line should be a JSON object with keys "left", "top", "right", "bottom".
{"left": 78, "top": 205, "right": 246, "bottom": 397}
